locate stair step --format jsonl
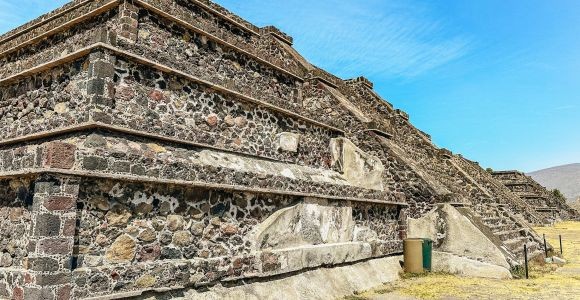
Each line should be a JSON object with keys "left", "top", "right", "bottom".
{"left": 495, "top": 229, "right": 525, "bottom": 240}
{"left": 487, "top": 223, "right": 518, "bottom": 232}
{"left": 513, "top": 242, "right": 540, "bottom": 255}
{"left": 482, "top": 217, "right": 501, "bottom": 223}
{"left": 479, "top": 212, "right": 499, "bottom": 218}
{"left": 503, "top": 236, "right": 528, "bottom": 251}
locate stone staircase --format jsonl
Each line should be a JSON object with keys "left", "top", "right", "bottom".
{"left": 472, "top": 203, "right": 547, "bottom": 265}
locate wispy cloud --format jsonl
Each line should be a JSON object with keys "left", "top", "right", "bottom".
{"left": 236, "top": 0, "right": 473, "bottom": 79}
{"left": 553, "top": 105, "right": 577, "bottom": 111}
{"left": 305, "top": 2, "right": 470, "bottom": 78}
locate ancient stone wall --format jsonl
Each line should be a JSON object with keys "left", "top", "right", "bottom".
{"left": 0, "top": 7, "right": 118, "bottom": 80}
{"left": 119, "top": 9, "right": 302, "bottom": 109}
{"left": 109, "top": 54, "right": 333, "bottom": 167}
{"left": 0, "top": 170, "right": 404, "bottom": 299}
{"left": 296, "top": 81, "right": 437, "bottom": 217}
{"left": 0, "top": 175, "right": 80, "bottom": 300}
{"left": 136, "top": 0, "right": 304, "bottom": 76}
{"left": 0, "top": 133, "right": 399, "bottom": 202}
{"left": 74, "top": 177, "right": 403, "bottom": 298}
{"left": 0, "top": 0, "right": 565, "bottom": 298}
{"left": 0, "top": 178, "right": 33, "bottom": 270}
{"left": 340, "top": 80, "right": 491, "bottom": 206}
{"left": 0, "top": 0, "right": 117, "bottom": 55}
{"left": 0, "top": 57, "right": 90, "bottom": 139}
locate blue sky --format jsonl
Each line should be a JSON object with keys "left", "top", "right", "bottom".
{"left": 2, "top": 1, "right": 579, "bottom": 172}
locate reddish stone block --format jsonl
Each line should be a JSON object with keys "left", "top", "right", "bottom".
{"left": 56, "top": 285, "right": 71, "bottom": 300}
{"left": 12, "top": 286, "right": 23, "bottom": 300}
{"left": 37, "top": 238, "right": 71, "bottom": 255}
{"left": 44, "top": 196, "right": 76, "bottom": 211}
{"left": 137, "top": 244, "right": 161, "bottom": 262}
{"left": 43, "top": 142, "right": 76, "bottom": 169}
{"left": 232, "top": 257, "right": 243, "bottom": 269}
{"left": 148, "top": 89, "right": 165, "bottom": 102}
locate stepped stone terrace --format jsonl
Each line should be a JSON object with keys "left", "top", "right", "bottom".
{"left": 0, "top": 0, "right": 576, "bottom": 299}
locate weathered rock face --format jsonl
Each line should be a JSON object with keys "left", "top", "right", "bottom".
{"left": 331, "top": 137, "right": 385, "bottom": 191}
{"left": 0, "top": 0, "right": 565, "bottom": 299}
{"left": 254, "top": 199, "right": 354, "bottom": 249}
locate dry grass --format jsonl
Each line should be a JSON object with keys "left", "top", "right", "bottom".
{"left": 346, "top": 221, "right": 580, "bottom": 300}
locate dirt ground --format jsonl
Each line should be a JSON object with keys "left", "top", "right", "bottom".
{"left": 346, "top": 221, "right": 580, "bottom": 300}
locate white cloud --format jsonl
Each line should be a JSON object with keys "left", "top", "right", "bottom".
{"left": 288, "top": 0, "right": 472, "bottom": 79}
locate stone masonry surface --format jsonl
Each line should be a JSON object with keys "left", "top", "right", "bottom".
{"left": 0, "top": 0, "right": 576, "bottom": 299}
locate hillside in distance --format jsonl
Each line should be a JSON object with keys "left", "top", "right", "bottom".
{"left": 528, "top": 163, "right": 580, "bottom": 202}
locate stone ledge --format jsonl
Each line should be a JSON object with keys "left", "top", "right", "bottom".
{"left": 0, "top": 121, "right": 336, "bottom": 180}
{"left": 0, "top": 169, "right": 407, "bottom": 207}
{"left": 396, "top": 109, "right": 409, "bottom": 120}
{"left": 0, "top": 121, "right": 317, "bottom": 167}
{"left": 78, "top": 254, "right": 403, "bottom": 300}
{"left": 365, "top": 128, "right": 394, "bottom": 139}
{"left": 346, "top": 76, "right": 374, "bottom": 89}
{"left": 261, "top": 242, "right": 399, "bottom": 278}
{"left": 491, "top": 170, "right": 524, "bottom": 175}
{"left": 305, "top": 68, "right": 342, "bottom": 88}
{"left": 261, "top": 26, "right": 293, "bottom": 45}
{"left": 190, "top": 255, "right": 402, "bottom": 299}
{"left": 504, "top": 182, "right": 535, "bottom": 187}
{"left": 439, "top": 148, "right": 453, "bottom": 159}
{"left": 0, "top": 123, "right": 347, "bottom": 190}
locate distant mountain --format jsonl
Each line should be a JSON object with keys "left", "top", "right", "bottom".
{"left": 528, "top": 163, "right": 580, "bottom": 203}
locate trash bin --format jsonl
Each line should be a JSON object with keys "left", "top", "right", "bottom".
{"left": 422, "top": 238, "right": 433, "bottom": 272}
{"left": 403, "top": 238, "right": 424, "bottom": 273}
